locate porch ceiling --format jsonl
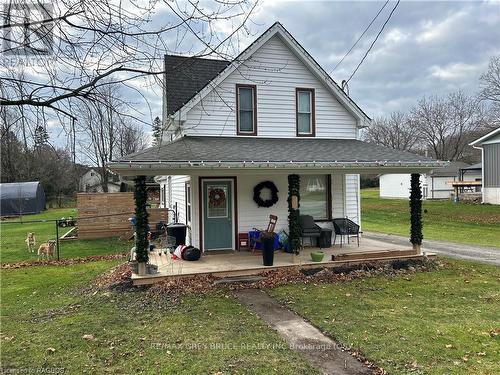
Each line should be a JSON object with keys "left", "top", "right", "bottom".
{"left": 108, "top": 136, "right": 446, "bottom": 176}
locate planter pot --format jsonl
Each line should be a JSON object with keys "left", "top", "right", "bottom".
{"left": 129, "top": 260, "right": 139, "bottom": 274}
{"left": 262, "top": 235, "right": 275, "bottom": 266}
{"left": 146, "top": 264, "right": 158, "bottom": 274}
{"left": 137, "top": 262, "right": 146, "bottom": 276}
{"left": 310, "top": 251, "right": 325, "bottom": 262}
{"left": 412, "top": 244, "right": 421, "bottom": 254}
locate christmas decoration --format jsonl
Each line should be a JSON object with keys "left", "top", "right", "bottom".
{"left": 253, "top": 181, "right": 279, "bottom": 208}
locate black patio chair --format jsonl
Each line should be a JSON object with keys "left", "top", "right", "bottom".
{"left": 332, "top": 218, "right": 361, "bottom": 247}
{"left": 299, "top": 215, "right": 322, "bottom": 247}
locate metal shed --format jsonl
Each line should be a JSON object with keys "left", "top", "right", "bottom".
{"left": 0, "top": 181, "right": 46, "bottom": 216}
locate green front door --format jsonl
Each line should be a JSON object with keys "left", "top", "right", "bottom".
{"left": 203, "top": 180, "right": 233, "bottom": 250}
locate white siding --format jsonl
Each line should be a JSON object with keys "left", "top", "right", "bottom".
{"left": 379, "top": 174, "right": 429, "bottom": 199}
{"left": 236, "top": 174, "right": 289, "bottom": 233}
{"left": 345, "top": 174, "right": 360, "bottom": 226}
{"left": 428, "top": 176, "right": 455, "bottom": 199}
{"left": 187, "top": 172, "right": 360, "bottom": 249}
{"left": 483, "top": 187, "right": 500, "bottom": 204}
{"left": 171, "top": 175, "right": 189, "bottom": 223}
{"left": 331, "top": 173, "right": 345, "bottom": 218}
{"left": 182, "top": 35, "right": 357, "bottom": 139}
{"left": 159, "top": 175, "right": 191, "bottom": 242}
{"left": 379, "top": 174, "right": 412, "bottom": 199}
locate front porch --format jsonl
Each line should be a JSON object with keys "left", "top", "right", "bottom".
{"left": 132, "top": 237, "right": 433, "bottom": 285}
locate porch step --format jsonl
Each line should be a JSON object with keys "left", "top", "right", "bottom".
{"left": 332, "top": 249, "right": 417, "bottom": 261}
{"left": 213, "top": 275, "right": 265, "bottom": 285}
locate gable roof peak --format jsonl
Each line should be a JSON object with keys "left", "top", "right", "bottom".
{"left": 166, "top": 21, "right": 370, "bottom": 123}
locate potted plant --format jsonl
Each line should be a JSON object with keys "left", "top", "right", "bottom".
{"left": 261, "top": 232, "right": 275, "bottom": 266}
{"left": 310, "top": 251, "right": 325, "bottom": 262}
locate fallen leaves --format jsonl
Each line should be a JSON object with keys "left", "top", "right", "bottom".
{"left": 1, "top": 253, "right": 128, "bottom": 269}
{"left": 91, "top": 263, "right": 132, "bottom": 290}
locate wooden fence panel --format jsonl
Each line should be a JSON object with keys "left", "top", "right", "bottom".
{"left": 77, "top": 193, "right": 168, "bottom": 239}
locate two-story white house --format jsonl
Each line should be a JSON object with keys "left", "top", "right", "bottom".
{"left": 109, "top": 22, "right": 443, "bottom": 253}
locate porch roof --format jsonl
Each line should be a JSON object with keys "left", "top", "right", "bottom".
{"left": 108, "top": 136, "right": 445, "bottom": 174}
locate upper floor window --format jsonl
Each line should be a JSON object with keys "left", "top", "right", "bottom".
{"left": 236, "top": 84, "right": 257, "bottom": 135}
{"left": 296, "top": 88, "right": 315, "bottom": 136}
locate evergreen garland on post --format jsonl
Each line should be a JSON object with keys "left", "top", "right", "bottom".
{"left": 287, "top": 174, "right": 301, "bottom": 255}
{"left": 134, "top": 175, "right": 149, "bottom": 264}
{"left": 409, "top": 173, "right": 423, "bottom": 251}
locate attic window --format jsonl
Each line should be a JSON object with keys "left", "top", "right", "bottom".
{"left": 296, "top": 88, "right": 315, "bottom": 137}
{"left": 236, "top": 84, "right": 257, "bottom": 135}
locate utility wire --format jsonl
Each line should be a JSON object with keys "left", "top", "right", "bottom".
{"left": 345, "top": 0, "right": 401, "bottom": 85}
{"left": 330, "top": 0, "right": 390, "bottom": 73}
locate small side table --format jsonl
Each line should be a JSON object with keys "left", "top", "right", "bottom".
{"left": 318, "top": 229, "right": 333, "bottom": 248}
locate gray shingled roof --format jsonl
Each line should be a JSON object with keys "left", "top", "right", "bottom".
{"left": 462, "top": 162, "right": 482, "bottom": 170}
{"left": 165, "top": 55, "right": 230, "bottom": 115}
{"left": 115, "top": 136, "right": 438, "bottom": 164}
{"left": 429, "top": 161, "right": 469, "bottom": 177}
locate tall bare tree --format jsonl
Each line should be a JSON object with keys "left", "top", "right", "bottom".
{"left": 0, "top": 0, "right": 257, "bottom": 120}
{"left": 410, "top": 91, "right": 485, "bottom": 161}
{"left": 75, "top": 83, "right": 148, "bottom": 191}
{"left": 480, "top": 55, "right": 500, "bottom": 128}
{"left": 117, "top": 123, "right": 148, "bottom": 157}
{"left": 363, "top": 111, "right": 420, "bottom": 151}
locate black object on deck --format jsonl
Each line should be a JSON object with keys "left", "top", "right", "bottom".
{"left": 166, "top": 223, "right": 187, "bottom": 246}
{"left": 318, "top": 229, "right": 333, "bottom": 248}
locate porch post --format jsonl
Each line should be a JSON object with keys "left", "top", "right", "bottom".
{"left": 287, "top": 174, "right": 301, "bottom": 255}
{"left": 409, "top": 173, "right": 423, "bottom": 254}
{"left": 134, "top": 175, "right": 149, "bottom": 274}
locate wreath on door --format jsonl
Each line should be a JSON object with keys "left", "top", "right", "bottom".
{"left": 253, "top": 181, "right": 279, "bottom": 208}
{"left": 209, "top": 188, "right": 226, "bottom": 207}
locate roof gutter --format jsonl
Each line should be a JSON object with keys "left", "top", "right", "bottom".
{"left": 108, "top": 159, "right": 446, "bottom": 172}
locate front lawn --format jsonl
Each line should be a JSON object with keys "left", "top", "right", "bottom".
{"left": 1, "top": 262, "right": 316, "bottom": 374}
{"left": 361, "top": 188, "right": 500, "bottom": 248}
{"left": 0, "top": 208, "right": 131, "bottom": 263}
{"left": 269, "top": 259, "right": 500, "bottom": 375}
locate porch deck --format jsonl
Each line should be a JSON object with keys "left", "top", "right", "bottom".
{"left": 132, "top": 238, "right": 433, "bottom": 285}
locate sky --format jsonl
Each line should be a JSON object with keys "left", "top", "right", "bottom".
{"left": 40, "top": 0, "right": 500, "bottom": 157}
{"left": 245, "top": 0, "right": 500, "bottom": 117}
{"left": 128, "top": 0, "right": 500, "bottom": 122}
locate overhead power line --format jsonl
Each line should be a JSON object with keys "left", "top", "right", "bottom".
{"left": 345, "top": 0, "right": 401, "bottom": 85}
{"left": 330, "top": 0, "right": 390, "bottom": 73}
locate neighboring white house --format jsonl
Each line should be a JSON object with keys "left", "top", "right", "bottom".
{"left": 470, "top": 127, "right": 500, "bottom": 204}
{"left": 79, "top": 168, "right": 122, "bottom": 193}
{"left": 379, "top": 161, "right": 472, "bottom": 200}
{"left": 108, "top": 22, "right": 443, "bottom": 252}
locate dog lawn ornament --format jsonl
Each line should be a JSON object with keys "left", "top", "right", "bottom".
{"left": 38, "top": 240, "right": 56, "bottom": 260}
{"left": 25, "top": 232, "right": 36, "bottom": 253}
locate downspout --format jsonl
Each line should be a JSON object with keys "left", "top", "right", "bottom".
{"left": 481, "top": 147, "right": 485, "bottom": 203}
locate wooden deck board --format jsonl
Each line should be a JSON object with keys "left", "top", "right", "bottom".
{"left": 131, "top": 238, "right": 433, "bottom": 285}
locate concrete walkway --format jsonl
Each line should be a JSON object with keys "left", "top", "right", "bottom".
{"left": 235, "top": 289, "right": 374, "bottom": 375}
{"left": 364, "top": 232, "right": 500, "bottom": 266}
